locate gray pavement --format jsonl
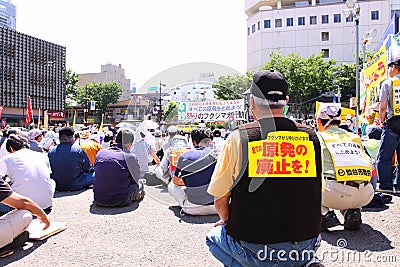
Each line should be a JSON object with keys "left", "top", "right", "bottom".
{"left": 2, "top": 175, "right": 400, "bottom": 267}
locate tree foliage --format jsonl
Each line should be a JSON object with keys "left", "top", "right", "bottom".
{"left": 76, "top": 82, "right": 122, "bottom": 119}
{"left": 164, "top": 101, "right": 178, "bottom": 121}
{"left": 65, "top": 69, "right": 80, "bottom": 107}
{"left": 213, "top": 73, "right": 253, "bottom": 100}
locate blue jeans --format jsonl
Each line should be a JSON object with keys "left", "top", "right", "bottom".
{"left": 206, "top": 226, "right": 319, "bottom": 267}
{"left": 377, "top": 124, "right": 400, "bottom": 190}
{"left": 0, "top": 203, "right": 13, "bottom": 215}
{"left": 62, "top": 172, "right": 95, "bottom": 191}
{"left": 94, "top": 182, "right": 141, "bottom": 207}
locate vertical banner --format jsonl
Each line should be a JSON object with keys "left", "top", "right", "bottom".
{"left": 0, "top": 106, "right": 3, "bottom": 120}
{"left": 44, "top": 110, "right": 49, "bottom": 131}
{"left": 90, "top": 101, "right": 96, "bottom": 111}
{"left": 37, "top": 108, "right": 41, "bottom": 129}
{"left": 73, "top": 111, "right": 77, "bottom": 131}
{"left": 393, "top": 80, "right": 400, "bottom": 116}
{"left": 99, "top": 113, "right": 104, "bottom": 131}
{"left": 25, "top": 96, "right": 33, "bottom": 126}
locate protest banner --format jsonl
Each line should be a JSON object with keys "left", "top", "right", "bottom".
{"left": 248, "top": 131, "right": 316, "bottom": 178}
{"left": 178, "top": 99, "right": 245, "bottom": 122}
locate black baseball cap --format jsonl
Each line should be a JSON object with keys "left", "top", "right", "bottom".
{"left": 248, "top": 70, "right": 288, "bottom": 101}
{"left": 59, "top": 126, "right": 75, "bottom": 137}
{"left": 388, "top": 57, "right": 400, "bottom": 67}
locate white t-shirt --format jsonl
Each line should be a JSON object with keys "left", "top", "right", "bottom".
{"left": 0, "top": 148, "right": 54, "bottom": 209}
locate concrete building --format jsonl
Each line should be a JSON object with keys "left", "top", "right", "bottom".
{"left": 78, "top": 63, "right": 132, "bottom": 101}
{"left": 246, "top": 0, "right": 400, "bottom": 71}
{"left": 164, "top": 72, "right": 217, "bottom": 103}
{"left": 0, "top": 0, "right": 16, "bottom": 30}
{"left": 0, "top": 27, "right": 66, "bottom": 126}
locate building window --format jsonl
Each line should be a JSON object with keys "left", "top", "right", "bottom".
{"left": 371, "top": 11, "right": 379, "bottom": 20}
{"left": 333, "top": 14, "right": 341, "bottom": 23}
{"left": 287, "top": 18, "right": 293, "bottom": 27}
{"left": 298, "top": 17, "right": 305, "bottom": 26}
{"left": 346, "top": 14, "right": 354, "bottom": 22}
{"left": 322, "top": 49, "right": 329, "bottom": 58}
{"left": 321, "top": 32, "right": 329, "bottom": 41}
{"left": 275, "top": 18, "right": 282, "bottom": 28}
{"left": 322, "top": 15, "right": 329, "bottom": 24}
{"left": 252, "top": 24, "right": 256, "bottom": 33}
{"left": 310, "top": 16, "right": 317, "bottom": 25}
{"left": 248, "top": 27, "right": 250, "bottom": 36}
{"left": 258, "top": 21, "right": 261, "bottom": 30}
{"left": 264, "top": 19, "right": 271, "bottom": 28}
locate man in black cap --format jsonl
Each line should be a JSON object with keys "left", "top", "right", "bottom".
{"left": 206, "top": 70, "right": 323, "bottom": 266}
{"left": 377, "top": 56, "right": 400, "bottom": 193}
{"left": 48, "top": 127, "right": 94, "bottom": 191}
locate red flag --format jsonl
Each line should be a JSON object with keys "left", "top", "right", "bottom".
{"left": 0, "top": 106, "right": 3, "bottom": 119}
{"left": 25, "top": 97, "right": 33, "bottom": 126}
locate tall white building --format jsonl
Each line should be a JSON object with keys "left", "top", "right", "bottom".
{"left": 246, "top": 0, "right": 400, "bottom": 71}
{"left": 78, "top": 63, "right": 132, "bottom": 101}
{"left": 0, "top": 0, "right": 16, "bottom": 30}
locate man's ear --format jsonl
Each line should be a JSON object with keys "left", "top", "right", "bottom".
{"left": 286, "top": 96, "right": 289, "bottom": 104}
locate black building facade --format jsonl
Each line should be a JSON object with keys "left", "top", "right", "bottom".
{"left": 1, "top": 26, "right": 66, "bottom": 124}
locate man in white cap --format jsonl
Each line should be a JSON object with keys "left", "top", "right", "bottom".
{"left": 27, "top": 129, "right": 45, "bottom": 153}
{"left": 317, "top": 103, "right": 373, "bottom": 231}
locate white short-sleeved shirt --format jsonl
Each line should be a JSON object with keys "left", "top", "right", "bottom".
{"left": 0, "top": 148, "right": 54, "bottom": 209}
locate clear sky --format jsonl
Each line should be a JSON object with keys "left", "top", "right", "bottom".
{"left": 12, "top": 0, "right": 248, "bottom": 90}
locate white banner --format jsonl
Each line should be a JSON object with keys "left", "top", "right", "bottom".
{"left": 178, "top": 99, "right": 245, "bottom": 122}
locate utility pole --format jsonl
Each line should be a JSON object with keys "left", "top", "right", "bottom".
{"left": 159, "top": 81, "right": 166, "bottom": 123}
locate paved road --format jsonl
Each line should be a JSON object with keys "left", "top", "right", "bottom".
{"left": 3, "top": 175, "right": 400, "bottom": 266}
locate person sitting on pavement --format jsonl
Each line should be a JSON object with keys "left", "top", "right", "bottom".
{"left": 211, "top": 129, "right": 226, "bottom": 154}
{"left": 48, "top": 126, "right": 94, "bottom": 191}
{"left": 27, "top": 128, "right": 45, "bottom": 153}
{"left": 163, "top": 126, "right": 178, "bottom": 152}
{"left": 0, "top": 178, "right": 50, "bottom": 254}
{"left": 80, "top": 133, "right": 103, "bottom": 166}
{"left": 0, "top": 133, "right": 55, "bottom": 215}
{"left": 93, "top": 129, "right": 144, "bottom": 207}
{"left": 153, "top": 130, "right": 164, "bottom": 161}
{"left": 317, "top": 103, "right": 374, "bottom": 231}
{"left": 132, "top": 127, "right": 161, "bottom": 178}
{"left": 168, "top": 128, "right": 218, "bottom": 215}
{"left": 206, "top": 70, "right": 323, "bottom": 266}
{"left": 159, "top": 134, "right": 189, "bottom": 182}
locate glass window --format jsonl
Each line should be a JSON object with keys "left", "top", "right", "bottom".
{"left": 287, "top": 18, "right": 293, "bottom": 27}
{"left": 252, "top": 24, "right": 256, "bottom": 33}
{"left": 322, "top": 15, "right": 329, "bottom": 24}
{"left": 321, "top": 32, "right": 329, "bottom": 41}
{"left": 298, "top": 17, "right": 305, "bottom": 26}
{"left": 264, "top": 20, "right": 271, "bottom": 29}
{"left": 310, "top": 16, "right": 317, "bottom": 25}
{"left": 247, "top": 27, "right": 250, "bottom": 36}
{"left": 275, "top": 18, "right": 282, "bottom": 28}
{"left": 322, "top": 49, "right": 329, "bottom": 58}
{"left": 334, "top": 14, "right": 341, "bottom": 23}
{"left": 346, "top": 14, "right": 354, "bottom": 22}
{"left": 371, "top": 11, "right": 379, "bottom": 20}
{"left": 258, "top": 21, "right": 261, "bottom": 30}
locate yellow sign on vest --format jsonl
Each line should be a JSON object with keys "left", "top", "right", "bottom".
{"left": 248, "top": 131, "right": 316, "bottom": 178}
{"left": 319, "top": 131, "right": 372, "bottom": 182}
{"left": 392, "top": 79, "right": 400, "bottom": 116}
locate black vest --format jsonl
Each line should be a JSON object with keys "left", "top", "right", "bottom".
{"left": 226, "top": 118, "right": 322, "bottom": 244}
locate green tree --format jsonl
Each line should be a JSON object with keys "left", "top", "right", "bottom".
{"left": 76, "top": 82, "right": 122, "bottom": 120}
{"left": 163, "top": 101, "right": 178, "bottom": 121}
{"left": 65, "top": 69, "right": 80, "bottom": 108}
{"left": 262, "top": 52, "right": 337, "bottom": 117}
{"left": 332, "top": 63, "right": 356, "bottom": 103}
{"left": 213, "top": 73, "right": 252, "bottom": 100}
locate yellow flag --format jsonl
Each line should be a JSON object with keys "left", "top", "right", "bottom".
{"left": 37, "top": 108, "right": 41, "bottom": 129}
{"left": 99, "top": 113, "right": 104, "bottom": 132}
{"left": 73, "top": 111, "right": 77, "bottom": 131}
{"left": 44, "top": 110, "right": 48, "bottom": 130}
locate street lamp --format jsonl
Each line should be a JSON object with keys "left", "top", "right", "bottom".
{"left": 362, "top": 28, "right": 377, "bottom": 69}
{"left": 159, "top": 81, "right": 166, "bottom": 123}
{"left": 344, "top": 0, "right": 361, "bottom": 130}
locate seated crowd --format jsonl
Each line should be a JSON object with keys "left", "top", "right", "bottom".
{"left": 0, "top": 67, "right": 397, "bottom": 265}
